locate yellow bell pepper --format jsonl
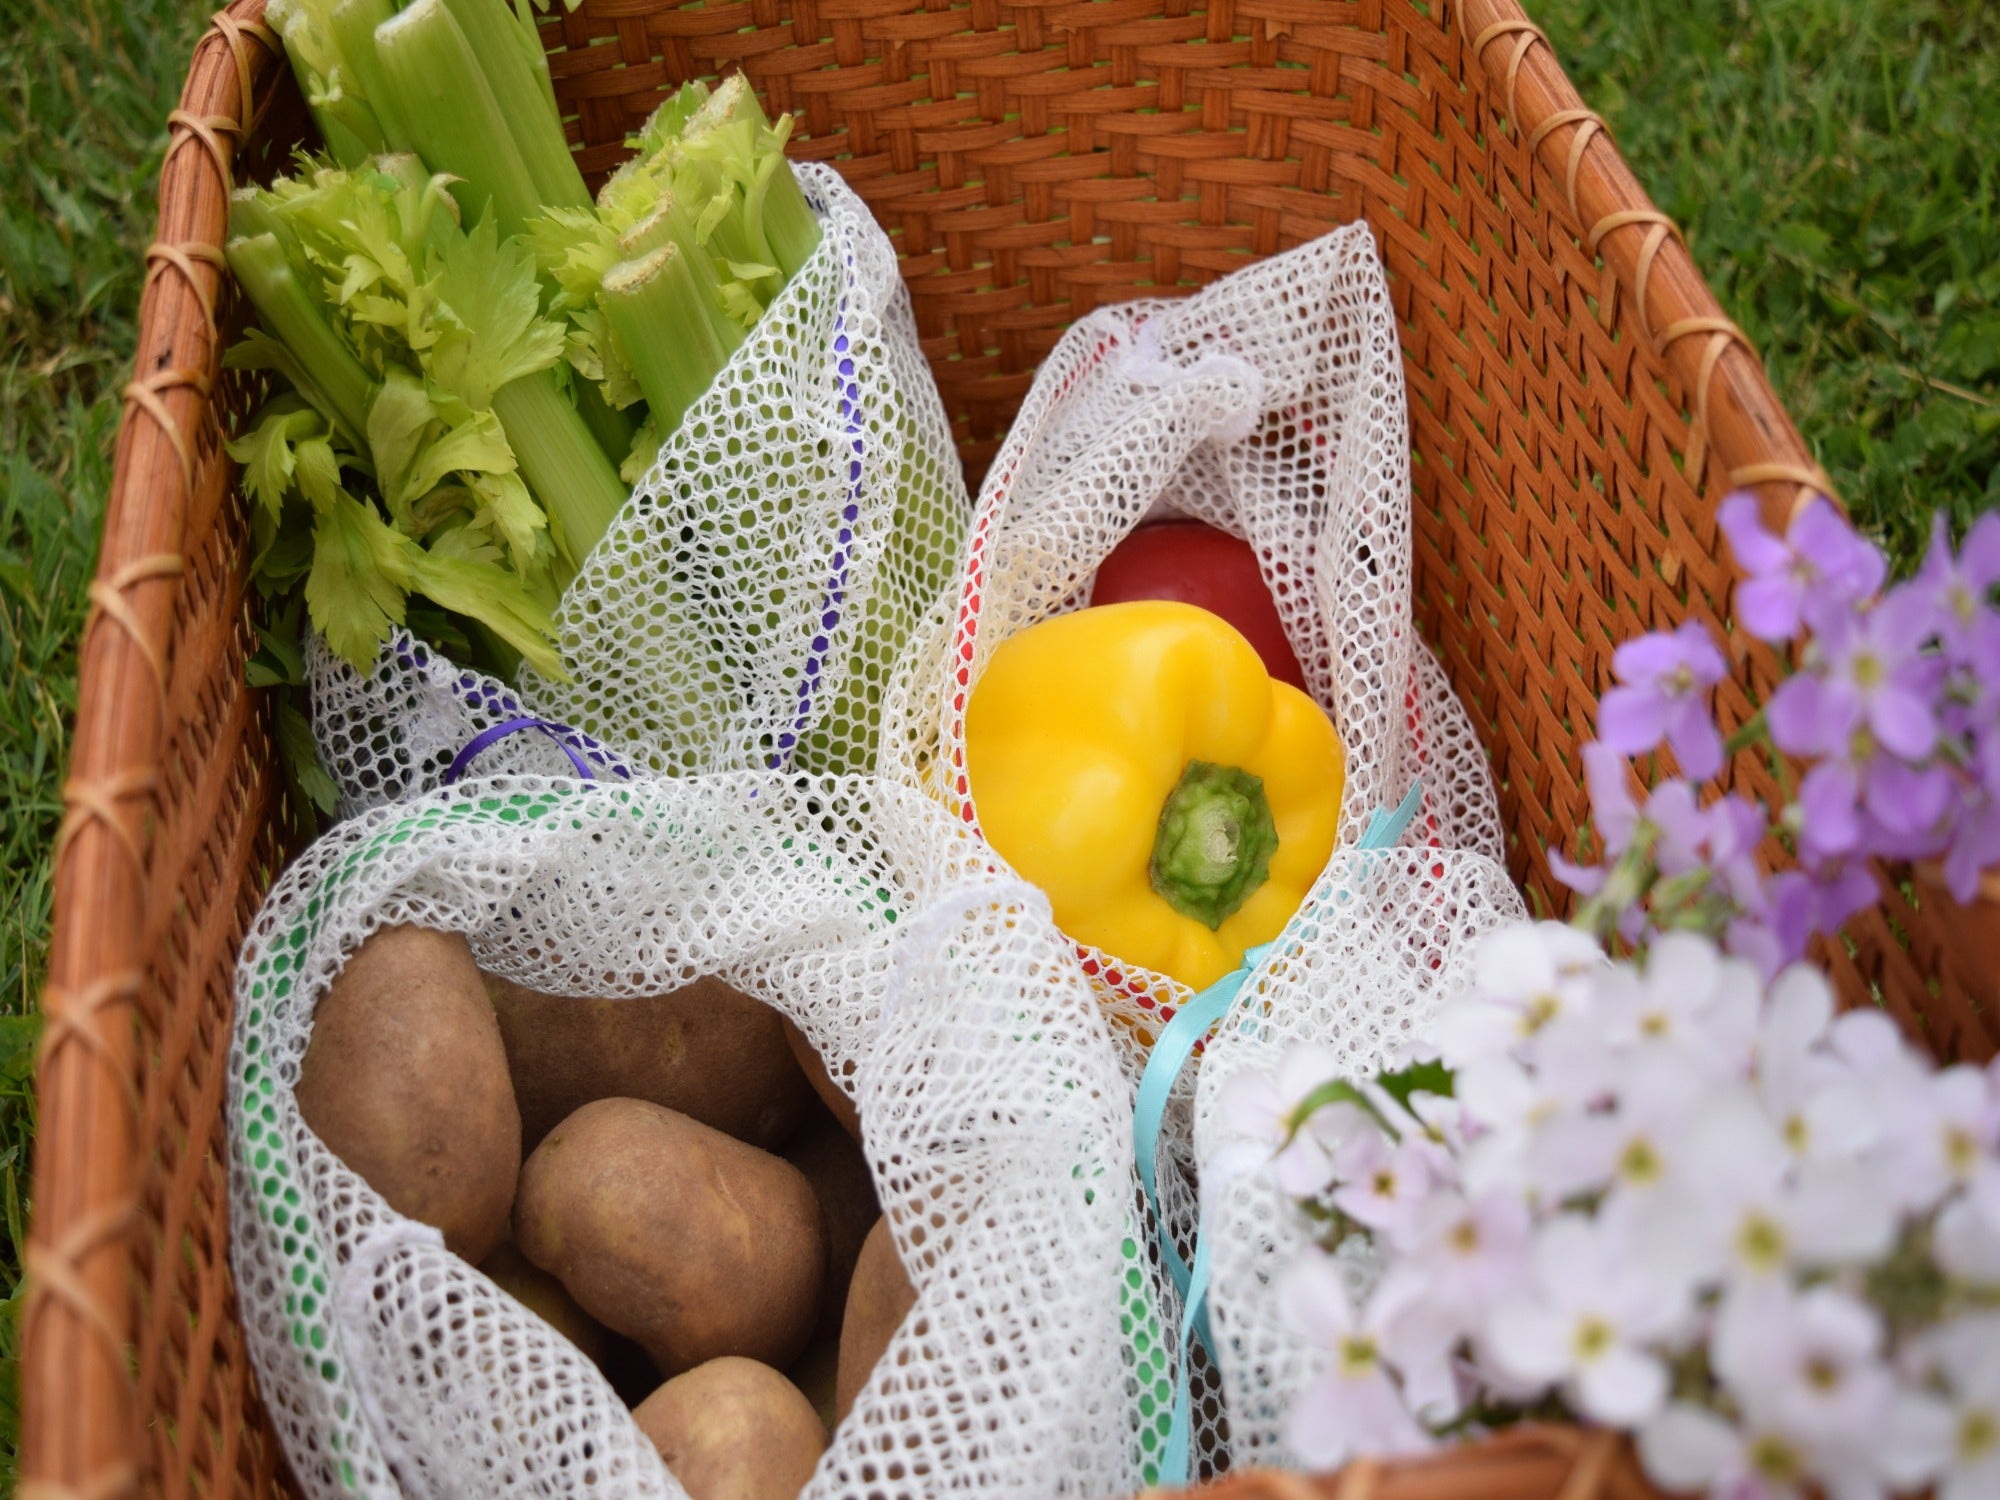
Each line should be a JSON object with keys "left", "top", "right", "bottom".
{"left": 964, "top": 599, "right": 1346, "bottom": 991}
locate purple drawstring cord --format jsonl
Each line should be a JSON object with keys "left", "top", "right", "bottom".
{"left": 441, "top": 715, "right": 600, "bottom": 785}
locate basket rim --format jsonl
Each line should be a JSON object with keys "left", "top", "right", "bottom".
{"left": 24, "top": 0, "right": 1833, "bottom": 1495}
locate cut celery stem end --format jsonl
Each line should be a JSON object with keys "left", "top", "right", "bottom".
{"left": 435, "top": 0, "right": 588, "bottom": 211}
{"left": 572, "top": 377, "right": 638, "bottom": 464}
{"left": 330, "top": 0, "right": 412, "bottom": 152}
{"left": 225, "top": 233, "right": 374, "bottom": 440}
{"left": 599, "top": 245, "right": 728, "bottom": 437}
{"left": 490, "top": 369, "right": 628, "bottom": 569}
{"left": 374, "top": 0, "right": 545, "bottom": 239}
{"left": 618, "top": 197, "right": 745, "bottom": 355}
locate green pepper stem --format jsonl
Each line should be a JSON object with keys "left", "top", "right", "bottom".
{"left": 1149, "top": 760, "right": 1280, "bottom": 930}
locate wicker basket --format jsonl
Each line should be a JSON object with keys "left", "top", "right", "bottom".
{"left": 22, "top": 0, "right": 2000, "bottom": 1496}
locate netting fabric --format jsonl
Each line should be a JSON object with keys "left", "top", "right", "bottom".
{"left": 310, "top": 164, "right": 968, "bottom": 807}
{"left": 879, "top": 224, "right": 1527, "bottom": 1471}
{"left": 228, "top": 775, "right": 1175, "bottom": 1500}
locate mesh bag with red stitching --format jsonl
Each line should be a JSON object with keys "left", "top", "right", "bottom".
{"left": 877, "top": 224, "right": 1529, "bottom": 1469}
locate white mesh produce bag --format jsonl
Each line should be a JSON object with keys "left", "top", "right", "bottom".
{"left": 229, "top": 773, "right": 1180, "bottom": 1500}
{"left": 876, "top": 223, "right": 1527, "bottom": 1470}
{"left": 310, "top": 162, "right": 968, "bottom": 810}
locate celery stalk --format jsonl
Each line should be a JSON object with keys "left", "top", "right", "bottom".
{"left": 434, "top": 0, "right": 589, "bottom": 211}
{"left": 617, "top": 198, "right": 744, "bottom": 354}
{"left": 508, "top": 0, "right": 562, "bottom": 122}
{"left": 490, "top": 369, "right": 628, "bottom": 568}
{"left": 270, "top": 5, "right": 390, "bottom": 166}
{"left": 571, "top": 377, "right": 638, "bottom": 462}
{"left": 329, "top": 0, "right": 412, "bottom": 152}
{"left": 374, "top": 0, "right": 545, "bottom": 238}
{"left": 225, "top": 233, "right": 374, "bottom": 441}
{"left": 598, "top": 245, "right": 728, "bottom": 434}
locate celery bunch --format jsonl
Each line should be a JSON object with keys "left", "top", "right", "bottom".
{"left": 232, "top": 0, "right": 823, "bottom": 686}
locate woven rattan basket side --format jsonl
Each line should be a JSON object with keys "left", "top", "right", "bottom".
{"left": 24, "top": 0, "right": 1999, "bottom": 1497}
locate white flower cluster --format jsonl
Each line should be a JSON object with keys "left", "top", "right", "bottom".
{"left": 1217, "top": 922, "right": 2000, "bottom": 1500}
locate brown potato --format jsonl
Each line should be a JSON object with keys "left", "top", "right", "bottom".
{"left": 297, "top": 924, "right": 519, "bottom": 1263}
{"left": 781, "top": 1018, "right": 860, "bottom": 1141}
{"left": 835, "top": 1216, "right": 917, "bottom": 1424}
{"left": 478, "top": 1240, "right": 612, "bottom": 1368}
{"left": 514, "top": 1099, "right": 825, "bottom": 1376}
{"left": 634, "top": 1358, "right": 827, "bottom": 1500}
{"left": 485, "top": 973, "right": 813, "bottom": 1151}
{"left": 783, "top": 1106, "right": 878, "bottom": 1343}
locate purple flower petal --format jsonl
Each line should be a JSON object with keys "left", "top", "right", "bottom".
{"left": 1868, "top": 683, "right": 1939, "bottom": 762}
{"left": 1736, "top": 574, "right": 1804, "bottom": 643}
{"left": 1797, "top": 761, "right": 1862, "bottom": 858}
{"left": 1666, "top": 702, "right": 1724, "bottom": 780}
{"left": 1598, "top": 684, "right": 1672, "bottom": 757}
{"left": 1962, "top": 513, "right": 2000, "bottom": 593}
{"left": 1862, "top": 758, "right": 1953, "bottom": 839}
{"left": 1719, "top": 491, "right": 1790, "bottom": 575}
{"left": 1792, "top": 499, "right": 1887, "bottom": 602}
{"left": 1582, "top": 742, "right": 1639, "bottom": 851}
{"left": 1768, "top": 673, "right": 1852, "bottom": 758}
{"left": 1548, "top": 847, "right": 1606, "bottom": 897}
{"left": 1944, "top": 802, "right": 2000, "bottom": 905}
{"left": 1614, "top": 631, "right": 1692, "bottom": 683}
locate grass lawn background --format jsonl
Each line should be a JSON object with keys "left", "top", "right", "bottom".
{"left": 1, "top": 0, "right": 1996, "bottom": 1478}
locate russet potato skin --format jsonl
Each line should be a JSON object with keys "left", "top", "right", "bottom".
{"left": 484, "top": 973, "right": 813, "bottom": 1151}
{"left": 296, "top": 924, "right": 520, "bottom": 1263}
{"left": 634, "top": 1357, "right": 828, "bottom": 1500}
{"left": 835, "top": 1216, "right": 918, "bottom": 1424}
{"left": 783, "top": 1106, "right": 879, "bottom": 1343}
{"left": 513, "top": 1098, "right": 826, "bottom": 1376}
{"left": 780, "top": 1018, "right": 861, "bottom": 1142}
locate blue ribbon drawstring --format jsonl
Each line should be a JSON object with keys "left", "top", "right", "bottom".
{"left": 442, "top": 715, "right": 600, "bottom": 785}
{"left": 1134, "top": 777, "right": 1426, "bottom": 1484}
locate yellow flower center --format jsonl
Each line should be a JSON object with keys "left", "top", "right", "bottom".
{"left": 1640, "top": 1012, "right": 1670, "bottom": 1038}
{"left": 1784, "top": 1114, "right": 1809, "bottom": 1154}
{"left": 1338, "top": 1335, "right": 1378, "bottom": 1377}
{"left": 1852, "top": 651, "right": 1885, "bottom": 691}
{"left": 1947, "top": 1126, "right": 1980, "bottom": 1179}
{"left": 1521, "top": 992, "right": 1562, "bottom": 1034}
{"left": 1573, "top": 1315, "right": 1615, "bottom": 1362}
{"left": 1450, "top": 1219, "right": 1480, "bottom": 1254}
{"left": 1736, "top": 1212, "right": 1788, "bottom": 1273}
{"left": 1961, "top": 1409, "right": 1998, "bottom": 1461}
{"left": 1749, "top": 1433, "right": 1804, "bottom": 1483}
{"left": 1618, "top": 1137, "right": 1664, "bottom": 1186}
{"left": 1805, "top": 1356, "right": 1842, "bottom": 1393}
{"left": 1371, "top": 1169, "right": 1397, "bottom": 1198}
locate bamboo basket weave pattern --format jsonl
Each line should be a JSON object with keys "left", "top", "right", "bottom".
{"left": 24, "top": 0, "right": 2000, "bottom": 1497}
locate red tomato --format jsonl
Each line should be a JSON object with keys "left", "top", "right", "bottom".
{"left": 1090, "top": 520, "right": 1310, "bottom": 692}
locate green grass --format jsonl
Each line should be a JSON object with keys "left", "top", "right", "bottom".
{"left": 0, "top": 0, "right": 210, "bottom": 1480}
{"left": 0, "top": 0, "right": 1995, "bottom": 1482}
{"left": 1537, "top": 0, "right": 2000, "bottom": 566}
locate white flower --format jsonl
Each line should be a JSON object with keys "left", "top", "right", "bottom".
{"left": 1278, "top": 1249, "right": 1433, "bottom": 1469}
{"left": 1595, "top": 931, "right": 1759, "bottom": 1076}
{"left": 1431, "top": 920, "right": 1604, "bottom": 1068}
{"left": 1712, "top": 1283, "right": 1892, "bottom": 1455}
{"left": 1753, "top": 966, "right": 1885, "bottom": 1168}
{"left": 1483, "top": 1214, "right": 1686, "bottom": 1426}
{"left": 1886, "top": 1063, "right": 2000, "bottom": 1216}
{"left": 1329, "top": 1130, "right": 1443, "bottom": 1245}
{"left": 1668, "top": 1087, "right": 1898, "bottom": 1288}
{"left": 1368, "top": 1188, "right": 1530, "bottom": 1419}
{"left": 1532, "top": 1048, "right": 1710, "bottom": 1206}
{"left": 1213, "top": 1044, "right": 1373, "bottom": 1197}
{"left": 1883, "top": 1313, "right": 2000, "bottom": 1500}
{"left": 1639, "top": 1403, "right": 1816, "bottom": 1500}
{"left": 1935, "top": 1165, "right": 2000, "bottom": 1283}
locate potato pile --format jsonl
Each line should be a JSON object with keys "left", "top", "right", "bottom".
{"left": 296, "top": 925, "right": 915, "bottom": 1500}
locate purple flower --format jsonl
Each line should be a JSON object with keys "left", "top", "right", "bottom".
{"left": 1718, "top": 492, "right": 1887, "bottom": 644}
{"left": 1944, "top": 790, "right": 2000, "bottom": 906}
{"left": 1917, "top": 510, "right": 2000, "bottom": 658}
{"left": 1768, "top": 863, "right": 1879, "bottom": 962}
{"left": 1598, "top": 623, "right": 1728, "bottom": 779}
{"left": 1703, "top": 794, "right": 1771, "bottom": 914}
{"left": 1768, "top": 586, "right": 1945, "bottom": 764}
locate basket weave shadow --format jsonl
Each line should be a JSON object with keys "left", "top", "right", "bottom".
{"left": 23, "top": 0, "right": 2000, "bottom": 1496}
